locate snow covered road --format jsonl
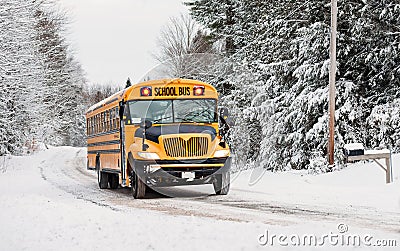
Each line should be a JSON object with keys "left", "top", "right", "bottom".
{"left": 1, "top": 146, "right": 400, "bottom": 250}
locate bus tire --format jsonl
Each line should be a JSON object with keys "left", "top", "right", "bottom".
{"left": 98, "top": 170, "right": 108, "bottom": 189}
{"left": 131, "top": 171, "right": 146, "bottom": 199}
{"left": 213, "top": 171, "right": 230, "bottom": 195}
{"left": 109, "top": 173, "right": 119, "bottom": 189}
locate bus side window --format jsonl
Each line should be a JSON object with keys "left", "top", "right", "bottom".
{"left": 108, "top": 109, "right": 113, "bottom": 131}
{"left": 91, "top": 117, "right": 94, "bottom": 135}
{"left": 98, "top": 114, "right": 101, "bottom": 133}
{"left": 114, "top": 107, "right": 118, "bottom": 129}
{"left": 96, "top": 114, "right": 100, "bottom": 134}
{"left": 105, "top": 111, "right": 108, "bottom": 132}
{"left": 112, "top": 108, "right": 116, "bottom": 129}
{"left": 86, "top": 118, "right": 89, "bottom": 135}
{"left": 110, "top": 108, "right": 115, "bottom": 130}
{"left": 101, "top": 112, "right": 105, "bottom": 132}
{"left": 115, "top": 107, "right": 118, "bottom": 129}
{"left": 107, "top": 110, "right": 111, "bottom": 131}
{"left": 116, "top": 107, "right": 120, "bottom": 128}
{"left": 105, "top": 110, "right": 109, "bottom": 132}
{"left": 88, "top": 118, "right": 91, "bottom": 135}
{"left": 105, "top": 111, "right": 109, "bottom": 131}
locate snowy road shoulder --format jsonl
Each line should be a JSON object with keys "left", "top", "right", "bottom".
{"left": 232, "top": 157, "right": 400, "bottom": 213}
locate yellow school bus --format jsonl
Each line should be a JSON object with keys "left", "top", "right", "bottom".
{"left": 85, "top": 78, "right": 231, "bottom": 198}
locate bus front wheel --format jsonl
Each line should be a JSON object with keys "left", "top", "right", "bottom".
{"left": 130, "top": 172, "right": 146, "bottom": 199}
{"left": 213, "top": 171, "right": 230, "bottom": 195}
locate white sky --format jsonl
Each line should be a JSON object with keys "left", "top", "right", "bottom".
{"left": 57, "top": 0, "right": 188, "bottom": 86}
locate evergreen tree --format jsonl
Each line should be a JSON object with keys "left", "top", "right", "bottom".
{"left": 125, "top": 78, "right": 132, "bottom": 88}
{"left": 185, "top": 0, "right": 239, "bottom": 53}
{"left": 187, "top": 0, "right": 400, "bottom": 170}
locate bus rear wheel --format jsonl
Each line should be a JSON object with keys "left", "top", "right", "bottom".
{"left": 213, "top": 171, "right": 230, "bottom": 195}
{"left": 109, "top": 174, "right": 119, "bottom": 189}
{"left": 130, "top": 172, "right": 146, "bottom": 199}
{"left": 97, "top": 170, "right": 108, "bottom": 189}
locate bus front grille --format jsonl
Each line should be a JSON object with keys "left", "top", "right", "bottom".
{"left": 163, "top": 136, "right": 209, "bottom": 158}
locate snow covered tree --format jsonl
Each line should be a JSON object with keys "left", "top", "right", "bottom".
{"left": 85, "top": 82, "right": 122, "bottom": 106}
{"left": 153, "top": 14, "right": 216, "bottom": 78}
{"left": 185, "top": 0, "right": 239, "bottom": 53}
{"left": 184, "top": 0, "right": 241, "bottom": 96}
{"left": 0, "top": 0, "right": 42, "bottom": 155}
{"left": 34, "top": 4, "right": 87, "bottom": 147}
{"left": 0, "top": 0, "right": 88, "bottom": 155}
{"left": 187, "top": 0, "right": 400, "bottom": 170}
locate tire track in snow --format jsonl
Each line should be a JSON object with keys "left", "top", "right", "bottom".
{"left": 38, "top": 149, "right": 122, "bottom": 212}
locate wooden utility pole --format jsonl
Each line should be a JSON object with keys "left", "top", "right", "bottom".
{"left": 328, "top": 0, "right": 338, "bottom": 169}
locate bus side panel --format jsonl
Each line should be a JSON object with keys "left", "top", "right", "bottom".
{"left": 87, "top": 131, "right": 121, "bottom": 172}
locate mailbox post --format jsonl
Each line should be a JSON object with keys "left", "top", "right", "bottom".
{"left": 344, "top": 144, "right": 393, "bottom": 184}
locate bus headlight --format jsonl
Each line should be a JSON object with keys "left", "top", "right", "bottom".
{"left": 137, "top": 152, "right": 160, "bottom": 160}
{"left": 213, "top": 149, "right": 230, "bottom": 158}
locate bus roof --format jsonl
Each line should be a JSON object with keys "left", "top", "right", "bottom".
{"left": 86, "top": 78, "right": 217, "bottom": 115}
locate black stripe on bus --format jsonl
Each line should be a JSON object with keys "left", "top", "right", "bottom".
{"left": 102, "top": 168, "right": 121, "bottom": 174}
{"left": 105, "top": 97, "right": 119, "bottom": 106}
{"left": 88, "top": 149, "right": 120, "bottom": 154}
{"left": 87, "top": 129, "right": 119, "bottom": 139}
{"left": 87, "top": 140, "right": 120, "bottom": 147}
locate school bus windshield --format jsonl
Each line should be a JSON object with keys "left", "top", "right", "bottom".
{"left": 127, "top": 99, "right": 217, "bottom": 124}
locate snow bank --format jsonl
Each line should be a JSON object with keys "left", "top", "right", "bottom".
{"left": 232, "top": 154, "right": 400, "bottom": 212}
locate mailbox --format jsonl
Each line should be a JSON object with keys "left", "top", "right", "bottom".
{"left": 344, "top": 143, "right": 364, "bottom": 156}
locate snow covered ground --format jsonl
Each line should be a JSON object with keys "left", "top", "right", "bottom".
{"left": 0, "top": 146, "right": 399, "bottom": 250}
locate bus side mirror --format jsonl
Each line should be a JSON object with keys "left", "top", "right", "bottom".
{"left": 218, "top": 106, "right": 234, "bottom": 129}
{"left": 140, "top": 119, "right": 152, "bottom": 129}
{"left": 119, "top": 101, "right": 125, "bottom": 118}
{"left": 219, "top": 107, "right": 229, "bottom": 120}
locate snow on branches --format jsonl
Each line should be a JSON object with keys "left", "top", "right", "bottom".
{"left": 0, "top": 0, "right": 86, "bottom": 155}
{"left": 187, "top": 0, "right": 400, "bottom": 170}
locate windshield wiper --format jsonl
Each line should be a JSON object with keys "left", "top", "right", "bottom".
{"left": 153, "top": 116, "right": 213, "bottom": 124}
{"left": 153, "top": 116, "right": 197, "bottom": 123}
{"left": 152, "top": 116, "right": 173, "bottom": 123}
{"left": 176, "top": 117, "right": 214, "bottom": 124}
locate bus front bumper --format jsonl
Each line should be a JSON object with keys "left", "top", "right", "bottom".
{"left": 131, "top": 157, "right": 232, "bottom": 187}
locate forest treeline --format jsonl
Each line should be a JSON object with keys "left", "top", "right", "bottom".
{"left": 2, "top": 0, "right": 399, "bottom": 172}
{"left": 181, "top": 0, "right": 400, "bottom": 170}
{"left": 0, "top": 0, "right": 123, "bottom": 155}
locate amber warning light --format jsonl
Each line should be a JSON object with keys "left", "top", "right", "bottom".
{"left": 193, "top": 85, "right": 205, "bottom": 96}
{"left": 140, "top": 86, "right": 152, "bottom": 96}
